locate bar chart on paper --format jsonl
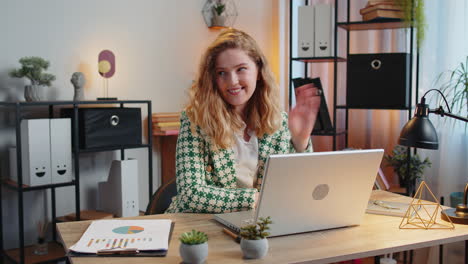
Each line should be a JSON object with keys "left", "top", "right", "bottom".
{"left": 69, "top": 220, "right": 172, "bottom": 254}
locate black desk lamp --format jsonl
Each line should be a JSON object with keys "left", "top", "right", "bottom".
{"left": 398, "top": 89, "right": 468, "bottom": 224}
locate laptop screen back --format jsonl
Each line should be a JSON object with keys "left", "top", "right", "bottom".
{"left": 256, "top": 149, "right": 384, "bottom": 236}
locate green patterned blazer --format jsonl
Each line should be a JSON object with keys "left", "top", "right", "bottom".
{"left": 165, "top": 111, "right": 312, "bottom": 214}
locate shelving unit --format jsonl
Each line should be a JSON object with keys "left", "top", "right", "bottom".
{"left": 288, "top": 0, "right": 418, "bottom": 151}
{"left": 0, "top": 100, "right": 153, "bottom": 264}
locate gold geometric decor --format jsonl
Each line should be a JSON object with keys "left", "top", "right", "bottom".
{"left": 399, "top": 181, "right": 455, "bottom": 230}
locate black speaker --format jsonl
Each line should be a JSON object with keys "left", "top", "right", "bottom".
{"left": 347, "top": 53, "right": 410, "bottom": 109}
{"left": 61, "top": 108, "right": 142, "bottom": 150}
{"left": 292, "top": 77, "right": 333, "bottom": 133}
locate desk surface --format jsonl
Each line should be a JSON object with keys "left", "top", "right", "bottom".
{"left": 57, "top": 191, "right": 467, "bottom": 264}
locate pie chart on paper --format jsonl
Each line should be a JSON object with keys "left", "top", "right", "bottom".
{"left": 112, "top": 226, "right": 144, "bottom": 234}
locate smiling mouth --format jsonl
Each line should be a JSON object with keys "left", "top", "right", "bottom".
{"left": 228, "top": 88, "right": 242, "bottom": 95}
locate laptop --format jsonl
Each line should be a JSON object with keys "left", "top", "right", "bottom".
{"left": 213, "top": 149, "right": 384, "bottom": 237}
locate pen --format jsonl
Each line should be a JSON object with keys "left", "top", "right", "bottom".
{"left": 97, "top": 248, "right": 139, "bottom": 255}
{"left": 223, "top": 228, "right": 241, "bottom": 243}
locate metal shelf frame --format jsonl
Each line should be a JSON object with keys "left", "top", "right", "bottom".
{"left": 288, "top": 0, "right": 419, "bottom": 150}
{"left": 0, "top": 100, "right": 153, "bottom": 264}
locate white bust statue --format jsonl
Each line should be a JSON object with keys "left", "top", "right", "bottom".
{"left": 71, "top": 72, "right": 85, "bottom": 101}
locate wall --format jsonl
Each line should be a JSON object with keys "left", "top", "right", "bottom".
{"left": 0, "top": 0, "right": 280, "bottom": 248}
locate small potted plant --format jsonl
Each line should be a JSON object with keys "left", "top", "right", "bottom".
{"left": 10, "top": 56, "right": 56, "bottom": 102}
{"left": 179, "top": 229, "right": 208, "bottom": 264}
{"left": 239, "top": 216, "right": 272, "bottom": 259}
{"left": 211, "top": 0, "right": 226, "bottom": 27}
{"left": 385, "top": 145, "right": 431, "bottom": 195}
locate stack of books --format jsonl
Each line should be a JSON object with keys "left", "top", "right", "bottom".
{"left": 360, "top": 0, "right": 403, "bottom": 21}
{"left": 152, "top": 112, "right": 181, "bottom": 135}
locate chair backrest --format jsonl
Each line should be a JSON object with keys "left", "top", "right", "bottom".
{"left": 145, "top": 177, "right": 177, "bottom": 215}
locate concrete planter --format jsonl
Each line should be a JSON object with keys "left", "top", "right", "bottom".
{"left": 179, "top": 242, "right": 208, "bottom": 264}
{"left": 24, "top": 85, "right": 43, "bottom": 102}
{"left": 240, "top": 238, "right": 268, "bottom": 259}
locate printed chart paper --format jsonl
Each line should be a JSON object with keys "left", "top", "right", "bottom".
{"left": 69, "top": 219, "right": 172, "bottom": 253}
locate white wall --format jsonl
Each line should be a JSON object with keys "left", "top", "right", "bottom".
{"left": 0, "top": 0, "right": 280, "bottom": 248}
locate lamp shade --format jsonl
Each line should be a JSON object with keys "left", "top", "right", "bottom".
{"left": 398, "top": 104, "right": 439, "bottom": 149}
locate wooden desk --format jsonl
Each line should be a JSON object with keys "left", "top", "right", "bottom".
{"left": 57, "top": 191, "right": 468, "bottom": 264}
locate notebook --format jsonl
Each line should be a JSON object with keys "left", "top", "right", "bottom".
{"left": 214, "top": 149, "right": 384, "bottom": 237}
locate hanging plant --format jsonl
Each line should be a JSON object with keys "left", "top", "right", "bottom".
{"left": 396, "top": 0, "right": 426, "bottom": 47}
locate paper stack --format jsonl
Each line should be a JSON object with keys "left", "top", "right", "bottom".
{"left": 152, "top": 112, "right": 181, "bottom": 136}
{"left": 360, "top": 1, "right": 404, "bottom": 21}
{"left": 69, "top": 219, "right": 172, "bottom": 254}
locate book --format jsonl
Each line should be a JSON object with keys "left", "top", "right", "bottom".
{"left": 362, "top": 9, "right": 403, "bottom": 21}
{"left": 366, "top": 200, "right": 412, "bottom": 217}
{"left": 366, "top": 0, "right": 395, "bottom": 7}
{"left": 153, "top": 130, "right": 179, "bottom": 136}
{"left": 154, "top": 122, "right": 181, "bottom": 127}
{"left": 152, "top": 112, "right": 180, "bottom": 123}
{"left": 154, "top": 126, "right": 180, "bottom": 132}
{"left": 360, "top": 4, "right": 402, "bottom": 15}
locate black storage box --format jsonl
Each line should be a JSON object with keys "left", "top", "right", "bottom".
{"left": 61, "top": 108, "right": 142, "bottom": 150}
{"left": 347, "top": 53, "right": 410, "bottom": 109}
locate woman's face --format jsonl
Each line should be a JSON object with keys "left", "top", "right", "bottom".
{"left": 215, "top": 48, "right": 259, "bottom": 116}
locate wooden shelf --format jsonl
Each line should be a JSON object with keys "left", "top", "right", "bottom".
{"left": 337, "top": 20, "right": 408, "bottom": 31}
{"left": 56, "top": 210, "right": 113, "bottom": 222}
{"left": 4, "top": 241, "right": 66, "bottom": 264}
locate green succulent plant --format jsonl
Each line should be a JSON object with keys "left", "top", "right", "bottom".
{"left": 212, "top": 0, "right": 226, "bottom": 16}
{"left": 179, "top": 230, "right": 208, "bottom": 245}
{"left": 384, "top": 145, "right": 431, "bottom": 182}
{"left": 240, "top": 216, "right": 272, "bottom": 240}
{"left": 10, "top": 56, "right": 56, "bottom": 87}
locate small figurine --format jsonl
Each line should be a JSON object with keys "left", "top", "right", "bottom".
{"left": 71, "top": 72, "right": 85, "bottom": 101}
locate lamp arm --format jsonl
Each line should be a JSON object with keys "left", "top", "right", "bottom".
{"left": 422, "top": 89, "right": 452, "bottom": 113}
{"left": 430, "top": 106, "right": 468, "bottom": 122}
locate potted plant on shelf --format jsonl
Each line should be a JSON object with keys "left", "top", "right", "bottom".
{"left": 179, "top": 229, "right": 208, "bottom": 264}
{"left": 211, "top": 0, "right": 226, "bottom": 27}
{"left": 396, "top": 0, "right": 426, "bottom": 46}
{"left": 9, "top": 56, "right": 56, "bottom": 102}
{"left": 385, "top": 145, "right": 432, "bottom": 195}
{"left": 239, "top": 216, "right": 272, "bottom": 259}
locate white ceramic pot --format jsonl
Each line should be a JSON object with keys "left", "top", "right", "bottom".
{"left": 179, "top": 242, "right": 208, "bottom": 264}
{"left": 240, "top": 238, "right": 268, "bottom": 259}
{"left": 211, "top": 15, "right": 226, "bottom": 27}
{"left": 24, "top": 85, "right": 43, "bottom": 102}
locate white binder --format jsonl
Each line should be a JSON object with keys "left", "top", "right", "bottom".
{"left": 314, "top": 4, "right": 334, "bottom": 57}
{"left": 19, "top": 119, "right": 51, "bottom": 186}
{"left": 50, "top": 118, "right": 73, "bottom": 184}
{"left": 298, "top": 5, "right": 315, "bottom": 57}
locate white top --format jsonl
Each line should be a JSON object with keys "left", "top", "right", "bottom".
{"left": 232, "top": 124, "right": 258, "bottom": 188}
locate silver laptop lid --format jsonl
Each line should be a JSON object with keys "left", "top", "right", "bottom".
{"left": 256, "top": 149, "right": 384, "bottom": 236}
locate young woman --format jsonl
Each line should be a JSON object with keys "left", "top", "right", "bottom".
{"left": 166, "top": 28, "right": 320, "bottom": 213}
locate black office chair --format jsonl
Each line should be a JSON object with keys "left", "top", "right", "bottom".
{"left": 145, "top": 177, "right": 177, "bottom": 215}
